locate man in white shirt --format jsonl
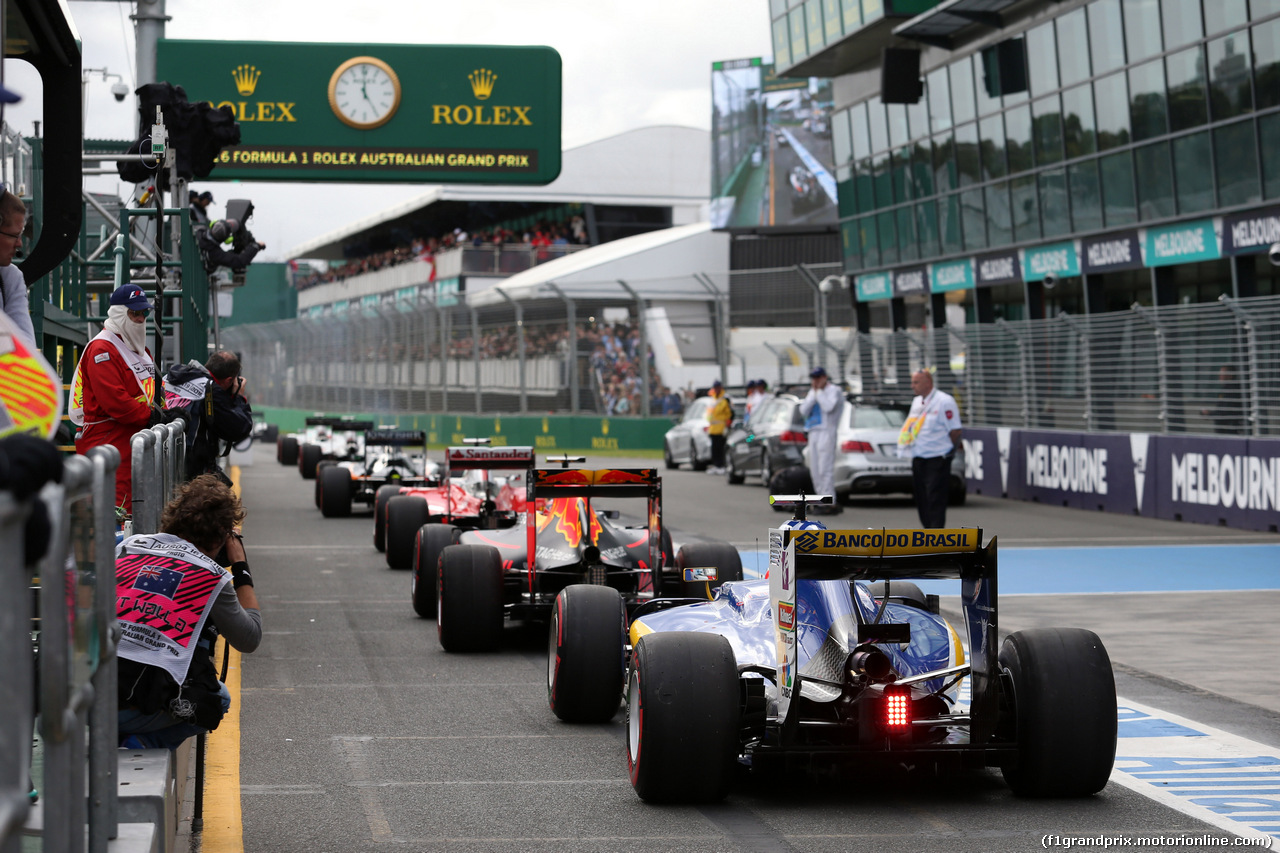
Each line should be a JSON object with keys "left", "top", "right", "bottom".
{"left": 897, "top": 369, "right": 962, "bottom": 528}
{"left": 799, "top": 366, "right": 844, "bottom": 514}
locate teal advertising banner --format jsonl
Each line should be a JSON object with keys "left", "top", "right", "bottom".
{"left": 1143, "top": 219, "right": 1220, "bottom": 266}
{"left": 855, "top": 271, "right": 892, "bottom": 301}
{"left": 930, "top": 258, "right": 974, "bottom": 293}
{"left": 1023, "top": 241, "right": 1080, "bottom": 281}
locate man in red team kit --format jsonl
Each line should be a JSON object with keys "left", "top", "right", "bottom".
{"left": 71, "top": 283, "right": 182, "bottom": 511}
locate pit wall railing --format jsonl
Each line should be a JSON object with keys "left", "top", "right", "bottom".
{"left": 2, "top": 420, "right": 187, "bottom": 853}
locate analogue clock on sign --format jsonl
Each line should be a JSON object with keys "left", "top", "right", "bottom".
{"left": 328, "top": 56, "right": 401, "bottom": 130}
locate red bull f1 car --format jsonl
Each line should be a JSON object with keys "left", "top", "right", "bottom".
{"left": 546, "top": 497, "right": 1118, "bottom": 803}
{"left": 430, "top": 463, "right": 737, "bottom": 649}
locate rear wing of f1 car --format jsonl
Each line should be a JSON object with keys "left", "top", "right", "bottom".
{"left": 769, "top": 525, "right": 999, "bottom": 743}
{"left": 364, "top": 428, "right": 427, "bottom": 449}
{"left": 525, "top": 467, "right": 664, "bottom": 582}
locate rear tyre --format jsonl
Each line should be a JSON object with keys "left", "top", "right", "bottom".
{"left": 547, "top": 585, "right": 626, "bottom": 723}
{"left": 412, "top": 524, "right": 458, "bottom": 618}
{"left": 385, "top": 496, "right": 430, "bottom": 569}
{"left": 627, "top": 632, "right": 739, "bottom": 803}
{"left": 675, "top": 542, "right": 743, "bottom": 599}
{"left": 320, "top": 465, "right": 352, "bottom": 517}
{"left": 299, "top": 443, "right": 322, "bottom": 480}
{"left": 278, "top": 436, "right": 298, "bottom": 466}
{"left": 373, "top": 485, "right": 402, "bottom": 552}
{"left": 726, "top": 452, "right": 745, "bottom": 484}
{"left": 437, "top": 545, "right": 504, "bottom": 652}
{"left": 999, "top": 628, "right": 1117, "bottom": 797}
{"left": 260, "top": 424, "right": 279, "bottom": 443}
{"left": 314, "top": 461, "right": 334, "bottom": 509}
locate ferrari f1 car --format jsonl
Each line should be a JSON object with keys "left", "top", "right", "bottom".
{"left": 430, "top": 463, "right": 734, "bottom": 648}
{"left": 315, "top": 429, "right": 438, "bottom": 518}
{"left": 381, "top": 443, "right": 535, "bottom": 576}
{"left": 546, "top": 496, "right": 1118, "bottom": 803}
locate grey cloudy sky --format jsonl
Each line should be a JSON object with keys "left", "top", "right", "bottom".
{"left": 3, "top": 0, "right": 772, "bottom": 258}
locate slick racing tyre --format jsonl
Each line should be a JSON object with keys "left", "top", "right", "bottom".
{"left": 674, "top": 542, "right": 743, "bottom": 599}
{"left": 320, "top": 465, "right": 353, "bottom": 517}
{"left": 385, "top": 495, "right": 430, "bottom": 570}
{"left": 278, "top": 436, "right": 298, "bottom": 466}
{"left": 999, "top": 628, "right": 1117, "bottom": 797}
{"left": 627, "top": 632, "right": 739, "bottom": 803}
{"left": 373, "top": 485, "right": 403, "bottom": 552}
{"left": 437, "top": 545, "right": 503, "bottom": 652}
{"left": 299, "top": 443, "right": 322, "bottom": 480}
{"left": 314, "top": 461, "right": 335, "bottom": 510}
{"left": 260, "top": 424, "right": 278, "bottom": 443}
{"left": 412, "top": 524, "right": 459, "bottom": 618}
{"left": 548, "top": 585, "right": 625, "bottom": 723}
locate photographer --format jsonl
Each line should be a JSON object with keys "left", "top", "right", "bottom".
{"left": 162, "top": 350, "right": 253, "bottom": 484}
{"left": 117, "top": 474, "right": 261, "bottom": 750}
{"left": 197, "top": 217, "right": 264, "bottom": 274}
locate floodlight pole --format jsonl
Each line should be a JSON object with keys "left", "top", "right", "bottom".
{"left": 545, "top": 282, "right": 578, "bottom": 414}
{"left": 617, "top": 280, "right": 650, "bottom": 417}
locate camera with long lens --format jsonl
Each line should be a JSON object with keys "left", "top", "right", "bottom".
{"left": 225, "top": 198, "right": 256, "bottom": 251}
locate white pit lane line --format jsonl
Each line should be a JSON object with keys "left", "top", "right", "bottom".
{"left": 952, "top": 681, "right": 1279, "bottom": 843}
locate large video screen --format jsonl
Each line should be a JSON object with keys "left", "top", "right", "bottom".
{"left": 710, "top": 58, "right": 835, "bottom": 229}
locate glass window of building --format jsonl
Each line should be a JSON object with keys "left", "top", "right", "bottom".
{"left": 927, "top": 66, "right": 952, "bottom": 133}
{"left": 1161, "top": 0, "right": 1203, "bottom": 50}
{"left": 1057, "top": 9, "right": 1091, "bottom": 88}
{"left": 1204, "top": 0, "right": 1247, "bottom": 36}
{"left": 985, "top": 181, "right": 1013, "bottom": 246}
{"left": 1214, "top": 120, "right": 1261, "bottom": 207}
{"left": 1100, "top": 150, "right": 1138, "bottom": 225}
{"left": 841, "top": 220, "right": 861, "bottom": 269}
{"left": 897, "top": 207, "right": 919, "bottom": 261}
{"left": 979, "top": 113, "right": 1007, "bottom": 178}
{"left": 973, "top": 52, "right": 1002, "bottom": 116}
{"left": 1068, "top": 159, "right": 1103, "bottom": 232}
{"left": 771, "top": 0, "right": 787, "bottom": 16}
{"left": 1208, "top": 30, "right": 1252, "bottom": 120}
{"left": 1094, "top": 72, "right": 1131, "bottom": 149}
{"left": 1165, "top": 46, "right": 1208, "bottom": 132}
{"left": 950, "top": 59, "right": 977, "bottom": 125}
{"left": 773, "top": 18, "right": 792, "bottom": 69}
{"left": 1012, "top": 173, "right": 1041, "bottom": 241}
{"left": 878, "top": 210, "right": 899, "bottom": 264}
{"left": 806, "top": 0, "right": 826, "bottom": 53}
{"left": 1039, "top": 168, "right": 1070, "bottom": 237}
{"left": 1134, "top": 140, "right": 1175, "bottom": 220}
{"left": 955, "top": 122, "right": 981, "bottom": 186}
{"left": 1090, "top": 0, "right": 1128, "bottom": 75}
{"left": 911, "top": 142, "right": 934, "bottom": 197}
{"left": 1005, "top": 103, "right": 1033, "bottom": 173}
{"left": 1032, "top": 94, "right": 1064, "bottom": 166}
{"left": 1026, "top": 22, "right": 1059, "bottom": 96}
{"left": 851, "top": 101, "right": 871, "bottom": 160}
{"left": 907, "top": 95, "right": 929, "bottom": 141}
{"left": 790, "top": 8, "right": 808, "bottom": 64}
{"left": 838, "top": 164, "right": 857, "bottom": 218}
{"left": 1172, "top": 131, "right": 1214, "bottom": 213}
{"left": 1123, "top": 0, "right": 1163, "bottom": 64}
{"left": 1262, "top": 113, "right": 1280, "bottom": 200}
{"left": 932, "top": 129, "right": 957, "bottom": 194}
{"left": 1254, "top": 0, "right": 1280, "bottom": 17}
{"left": 916, "top": 201, "right": 940, "bottom": 256}
{"left": 961, "top": 188, "right": 987, "bottom": 250}
{"left": 840, "top": 0, "right": 861, "bottom": 32}
{"left": 859, "top": 215, "right": 879, "bottom": 268}
{"left": 999, "top": 39, "right": 1029, "bottom": 107}
{"left": 855, "top": 159, "right": 876, "bottom": 212}
{"left": 833, "top": 109, "right": 853, "bottom": 168}
{"left": 888, "top": 102, "right": 909, "bottom": 149}
{"left": 1255, "top": 18, "right": 1280, "bottom": 111}
{"left": 1128, "top": 59, "right": 1168, "bottom": 141}
{"left": 1062, "top": 84, "right": 1097, "bottom": 158}
{"left": 893, "top": 148, "right": 914, "bottom": 202}
{"left": 874, "top": 152, "right": 894, "bottom": 208}
{"left": 822, "top": 0, "right": 843, "bottom": 43}
{"left": 940, "top": 194, "right": 964, "bottom": 254}
{"left": 868, "top": 96, "right": 889, "bottom": 154}
{"left": 863, "top": 0, "right": 884, "bottom": 24}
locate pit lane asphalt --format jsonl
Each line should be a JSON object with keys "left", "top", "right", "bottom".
{"left": 234, "top": 453, "right": 1280, "bottom": 852}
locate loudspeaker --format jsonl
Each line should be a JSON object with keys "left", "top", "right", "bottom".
{"left": 881, "top": 48, "right": 924, "bottom": 104}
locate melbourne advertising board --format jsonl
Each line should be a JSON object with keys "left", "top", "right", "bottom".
{"left": 156, "top": 40, "right": 562, "bottom": 184}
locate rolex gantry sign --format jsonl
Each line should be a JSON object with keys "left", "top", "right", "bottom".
{"left": 157, "top": 41, "right": 562, "bottom": 184}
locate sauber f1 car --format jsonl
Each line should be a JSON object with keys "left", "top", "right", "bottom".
{"left": 381, "top": 443, "right": 535, "bottom": 577}
{"left": 315, "top": 429, "right": 437, "bottom": 518}
{"left": 431, "top": 463, "right": 735, "bottom": 650}
{"left": 547, "top": 496, "right": 1117, "bottom": 803}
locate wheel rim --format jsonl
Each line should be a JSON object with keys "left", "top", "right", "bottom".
{"left": 547, "top": 607, "right": 560, "bottom": 693}
{"left": 761, "top": 452, "right": 771, "bottom": 484}
{"left": 626, "top": 667, "right": 642, "bottom": 769}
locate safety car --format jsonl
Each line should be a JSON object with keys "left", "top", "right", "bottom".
{"left": 314, "top": 429, "right": 438, "bottom": 518}
{"left": 546, "top": 495, "right": 1117, "bottom": 803}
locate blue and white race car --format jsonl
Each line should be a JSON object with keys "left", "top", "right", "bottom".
{"left": 545, "top": 497, "right": 1118, "bottom": 803}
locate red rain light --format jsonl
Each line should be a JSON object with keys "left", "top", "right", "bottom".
{"left": 885, "top": 693, "right": 910, "bottom": 728}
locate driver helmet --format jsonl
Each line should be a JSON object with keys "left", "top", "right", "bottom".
{"left": 780, "top": 518, "right": 826, "bottom": 531}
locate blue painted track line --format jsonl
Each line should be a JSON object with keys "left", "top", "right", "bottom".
{"left": 738, "top": 544, "right": 1280, "bottom": 593}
